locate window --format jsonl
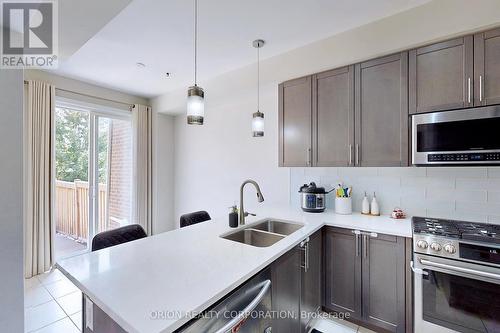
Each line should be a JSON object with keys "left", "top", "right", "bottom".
{"left": 54, "top": 99, "right": 132, "bottom": 259}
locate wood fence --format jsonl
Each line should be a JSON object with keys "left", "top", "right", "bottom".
{"left": 55, "top": 180, "right": 107, "bottom": 242}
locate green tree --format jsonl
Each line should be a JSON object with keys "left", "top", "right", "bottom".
{"left": 55, "top": 108, "right": 108, "bottom": 183}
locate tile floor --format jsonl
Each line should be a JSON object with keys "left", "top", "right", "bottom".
{"left": 24, "top": 269, "right": 82, "bottom": 333}
{"left": 311, "top": 316, "right": 377, "bottom": 333}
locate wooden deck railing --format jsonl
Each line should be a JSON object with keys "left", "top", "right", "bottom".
{"left": 55, "top": 180, "right": 107, "bottom": 242}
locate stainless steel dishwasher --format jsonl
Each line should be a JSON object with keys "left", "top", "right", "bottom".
{"left": 178, "top": 269, "right": 272, "bottom": 333}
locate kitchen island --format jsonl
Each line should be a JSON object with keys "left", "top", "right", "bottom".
{"left": 56, "top": 205, "right": 411, "bottom": 333}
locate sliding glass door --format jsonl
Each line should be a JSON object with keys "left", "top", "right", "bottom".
{"left": 96, "top": 116, "right": 133, "bottom": 234}
{"left": 54, "top": 107, "right": 91, "bottom": 259}
{"left": 54, "top": 102, "right": 132, "bottom": 260}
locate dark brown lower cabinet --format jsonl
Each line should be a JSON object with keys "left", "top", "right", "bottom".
{"left": 272, "top": 243, "right": 302, "bottom": 333}
{"left": 323, "top": 227, "right": 362, "bottom": 319}
{"left": 323, "top": 227, "right": 410, "bottom": 333}
{"left": 362, "top": 233, "right": 406, "bottom": 332}
{"left": 300, "top": 230, "right": 322, "bottom": 331}
{"left": 271, "top": 230, "right": 322, "bottom": 333}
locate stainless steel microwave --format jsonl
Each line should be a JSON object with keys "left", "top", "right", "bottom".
{"left": 412, "top": 105, "right": 500, "bottom": 165}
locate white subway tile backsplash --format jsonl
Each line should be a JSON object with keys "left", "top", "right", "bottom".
{"left": 427, "top": 167, "right": 487, "bottom": 179}
{"left": 457, "top": 178, "right": 500, "bottom": 191}
{"left": 488, "top": 215, "right": 500, "bottom": 224}
{"left": 487, "top": 191, "right": 500, "bottom": 203}
{"left": 426, "top": 208, "right": 456, "bottom": 220}
{"left": 488, "top": 167, "right": 500, "bottom": 178}
{"left": 400, "top": 176, "right": 427, "bottom": 188}
{"left": 426, "top": 188, "right": 487, "bottom": 203}
{"left": 377, "top": 167, "right": 426, "bottom": 177}
{"left": 452, "top": 211, "right": 489, "bottom": 223}
{"left": 425, "top": 177, "right": 456, "bottom": 189}
{"left": 338, "top": 167, "right": 378, "bottom": 177}
{"left": 290, "top": 167, "right": 500, "bottom": 225}
{"left": 456, "top": 201, "right": 500, "bottom": 216}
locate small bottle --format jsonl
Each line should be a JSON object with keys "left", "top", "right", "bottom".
{"left": 229, "top": 205, "right": 238, "bottom": 228}
{"left": 370, "top": 192, "right": 380, "bottom": 216}
{"left": 361, "top": 192, "right": 370, "bottom": 215}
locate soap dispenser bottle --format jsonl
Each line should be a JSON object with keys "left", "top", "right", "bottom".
{"left": 361, "top": 192, "right": 370, "bottom": 215}
{"left": 370, "top": 192, "right": 380, "bottom": 216}
{"left": 229, "top": 205, "right": 238, "bottom": 228}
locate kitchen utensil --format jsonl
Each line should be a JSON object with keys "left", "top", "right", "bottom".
{"left": 335, "top": 197, "right": 352, "bottom": 215}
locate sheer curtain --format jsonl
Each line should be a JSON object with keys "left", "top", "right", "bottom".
{"left": 132, "top": 104, "right": 153, "bottom": 235}
{"left": 24, "top": 80, "right": 55, "bottom": 278}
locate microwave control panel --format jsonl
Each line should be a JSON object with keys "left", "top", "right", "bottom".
{"left": 428, "top": 152, "right": 500, "bottom": 162}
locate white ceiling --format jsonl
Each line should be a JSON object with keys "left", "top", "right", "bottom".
{"left": 50, "top": 0, "right": 431, "bottom": 98}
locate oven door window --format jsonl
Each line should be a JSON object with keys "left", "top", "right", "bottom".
{"left": 422, "top": 269, "right": 500, "bottom": 333}
{"left": 416, "top": 117, "right": 500, "bottom": 152}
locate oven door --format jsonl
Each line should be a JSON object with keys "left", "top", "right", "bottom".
{"left": 413, "top": 254, "right": 500, "bottom": 333}
{"left": 412, "top": 105, "right": 500, "bottom": 165}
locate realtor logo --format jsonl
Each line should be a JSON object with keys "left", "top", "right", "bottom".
{"left": 1, "top": 0, "right": 58, "bottom": 68}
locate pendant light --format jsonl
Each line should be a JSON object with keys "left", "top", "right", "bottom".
{"left": 252, "top": 39, "right": 265, "bottom": 137}
{"left": 187, "top": 0, "right": 204, "bottom": 125}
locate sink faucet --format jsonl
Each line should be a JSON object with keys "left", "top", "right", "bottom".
{"left": 239, "top": 179, "right": 265, "bottom": 225}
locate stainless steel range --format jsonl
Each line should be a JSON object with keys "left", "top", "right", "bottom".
{"left": 411, "top": 217, "right": 500, "bottom": 333}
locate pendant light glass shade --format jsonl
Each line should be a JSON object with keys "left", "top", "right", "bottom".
{"left": 187, "top": 0, "right": 204, "bottom": 125}
{"left": 252, "top": 39, "right": 265, "bottom": 137}
{"left": 187, "top": 85, "right": 204, "bottom": 125}
{"left": 252, "top": 111, "right": 264, "bottom": 137}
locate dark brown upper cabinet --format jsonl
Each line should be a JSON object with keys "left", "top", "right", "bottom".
{"left": 312, "top": 66, "right": 355, "bottom": 167}
{"left": 355, "top": 52, "right": 409, "bottom": 167}
{"left": 278, "top": 26, "right": 500, "bottom": 168}
{"left": 474, "top": 27, "right": 500, "bottom": 106}
{"left": 409, "top": 36, "right": 474, "bottom": 114}
{"left": 279, "top": 76, "right": 313, "bottom": 167}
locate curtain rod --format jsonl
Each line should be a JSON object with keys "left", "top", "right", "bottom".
{"left": 24, "top": 80, "right": 135, "bottom": 109}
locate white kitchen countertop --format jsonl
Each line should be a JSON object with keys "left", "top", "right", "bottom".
{"left": 56, "top": 205, "right": 412, "bottom": 333}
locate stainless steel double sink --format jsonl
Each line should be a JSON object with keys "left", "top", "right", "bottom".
{"left": 221, "top": 219, "right": 304, "bottom": 247}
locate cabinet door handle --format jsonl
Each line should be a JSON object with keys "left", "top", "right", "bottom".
{"left": 355, "top": 233, "right": 360, "bottom": 257}
{"left": 467, "top": 77, "right": 471, "bottom": 104}
{"left": 349, "top": 144, "right": 353, "bottom": 166}
{"left": 479, "top": 75, "right": 483, "bottom": 102}
{"left": 306, "top": 148, "right": 312, "bottom": 166}
{"left": 299, "top": 237, "right": 309, "bottom": 272}
{"left": 363, "top": 234, "right": 369, "bottom": 258}
{"left": 305, "top": 241, "right": 309, "bottom": 271}
{"left": 355, "top": 144, "right": 360, "bottom": 166}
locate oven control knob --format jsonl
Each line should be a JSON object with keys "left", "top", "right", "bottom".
{"left": 416, "top": 240, "right": 428, "bottom": 249}
{"left": 430, "top": 242, "right": 442, "bottom": 251}
{"left": 444, "top": 243, "right": 456, "bottom": 254}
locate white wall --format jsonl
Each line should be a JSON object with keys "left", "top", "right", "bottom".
{"left": 153, "top": 112, "right": 176, "bottom": 232}
{"left": 154, "top": 0, "right": 500, "bottom": 225}
{"left": 0, "top": 69, "right": 24, "bottom": 331}
{"left": 291, "top": 167, "right": 500, "bottom": 224}
{"left": 172, "top": 83, "right": 290, "bottom": 224}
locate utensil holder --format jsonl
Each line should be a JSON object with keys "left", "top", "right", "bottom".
{"left": 335, "top": 197, "right": 352, "bottom": 215}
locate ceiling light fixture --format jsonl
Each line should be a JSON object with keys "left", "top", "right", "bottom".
{"left": 252, "top": 39, "right": 265, "bottom": 137}
{"left": 186, "top": 0, "right": 204, "bottom": 125}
